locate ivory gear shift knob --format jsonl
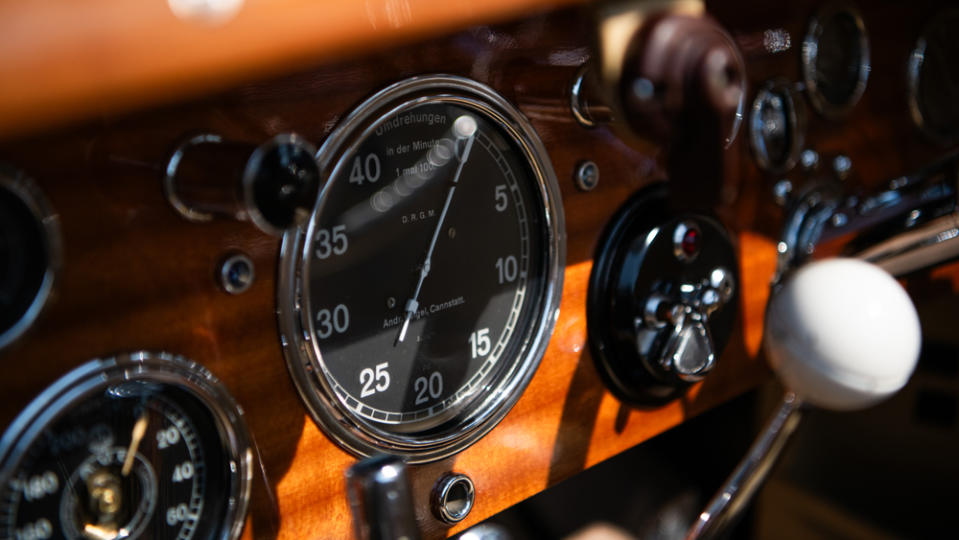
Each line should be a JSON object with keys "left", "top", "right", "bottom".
{"left": 688, "top": 258, "right": 922, "bottom": 539}
{"left": 764, "top": 258, "right": 922, "bottom": 410}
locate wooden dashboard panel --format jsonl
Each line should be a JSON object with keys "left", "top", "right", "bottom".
{"left": 0, "top": 0, "right": 586, "bottom": 140}
{"left": 0, "top": 0, "right": 955, "bottom": 538}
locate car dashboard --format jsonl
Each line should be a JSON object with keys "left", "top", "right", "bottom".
{"left": 0, "top": 0, "right": 957, "bottom": 538}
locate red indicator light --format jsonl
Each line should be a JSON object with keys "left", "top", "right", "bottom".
{"left": 673, "top": 221, "right": 702, "bottom": 261}
{"left": 682, "top": 228, "right": 700, "bottom": 257}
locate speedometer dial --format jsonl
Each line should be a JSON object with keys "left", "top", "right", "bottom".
{"left": 0, "top": 352, "right": 252, "bottom": 540}
{"left": 279, "top": 75, "right": 565, "bottom": 462}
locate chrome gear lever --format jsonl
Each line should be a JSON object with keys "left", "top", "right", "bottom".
{"left": 686, "top": 258, "right": 921, "bottom": 539}
{"left": 687, "top": 151, "right": 959, "bottom": 539}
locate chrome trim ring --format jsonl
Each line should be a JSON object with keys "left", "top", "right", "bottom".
{"left": 163, "top": 133, "right": 222, "bottom": 223}
{"left": 0, "top": 166, "right": 61, "bottom": 350}
{"left": 431, "top": 473, "right": 475, "bottom": 524}
{"left": 801, "top": 3, "right": 870, "bottom": 118}
{"left": 0, "top": 351, "right": 254, "bottom": 540}
{"left": 570, "top": 64, "right": 597, "bottom": 128}
{"left": 748, "top": 80, "right": 807, "bottom": 173}
{"left": 277, "top": 74, "right": 566, "bottom": 463}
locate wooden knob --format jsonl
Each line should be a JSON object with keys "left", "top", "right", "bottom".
{"left": 619, "top": 13, "right": 746, "bottom": 147}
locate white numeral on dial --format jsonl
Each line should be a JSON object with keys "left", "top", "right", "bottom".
{"left": 414, "top": 372, "right": 444, "bottom": 405}
{"left": 317, "top": 304, "right": 350, "bottom": 339}
{"left": 350, "top": 154, "right": 381, "bottom": 185}
{"left": 166, "top": 503, "right": 190, "bottom": 526}
{"left": 315, "top": 225, "right": 348, "bottom": 259}
{"left": 360, "top": 362, "right": 391, "bottom": 398}
{"left": 496, "top": 255, "right": 518, "bottom": 284}
{"left": 494, "top": 184, "right": 508, "bottom": 212}
{"left": 14, "top": 518, "right": 52, "bottom": 540}
{"left": 156, "top": 426, "right": 180, "bottom": 449}
{"left": 469, "top": 328, "right": 491, "bottom": 358}
{"left": 172, "top": 461, "right": 194, "bottom": 483}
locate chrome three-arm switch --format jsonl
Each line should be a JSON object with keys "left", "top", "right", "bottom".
{"left": 640, "top": 263, "right": 735, "bottom": 383}
{"left": 587, "top": 183, "right": 739, "bottom": 405}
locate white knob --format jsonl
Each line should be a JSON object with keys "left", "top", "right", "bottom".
{"left": 764, "top": 258, "right": 921, "bottom": 410}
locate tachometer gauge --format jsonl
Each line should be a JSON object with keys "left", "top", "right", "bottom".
{"left": 0, "top": 352, "right": 252, "bottom": 540}
{"left": 278, "top": 75, "right": 565, "bottom": 463}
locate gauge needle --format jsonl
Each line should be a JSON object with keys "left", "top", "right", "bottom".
{"left": 82, "top": 524, "right": 118, "bottom": 540}
{"left": 121, "top": 411, "right": 148, "bottom": 477}
{"left": 394, "top": 115, "right": 478, "bottom": 345}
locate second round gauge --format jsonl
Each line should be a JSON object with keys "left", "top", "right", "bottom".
{"left": 280, "top": 75, "right": 564, "bottom": 461}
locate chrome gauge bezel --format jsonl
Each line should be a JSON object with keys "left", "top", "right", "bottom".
{"left": 0, "top": 351, "right": 254, "bottom": 540}
{"left": 278, "top": 74, "right": 566, "bottom": 463}
{"left": 748, "top": 79, "right": 806, "bottom": 173}
{"left": 801, "top": 3, "right": 870, "bottom": 118}
{"left": 907, "top": 8, "right": 959, "bottom": 146}
{"left": 0, "top": 165, "right": 61, "bottom": 350}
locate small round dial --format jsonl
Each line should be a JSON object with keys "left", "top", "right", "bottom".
{"left": 0, "top": 352, "right": 252, "bottom": 540}
{"left": 279, "top": 75, "right": 565, "bottom": 462}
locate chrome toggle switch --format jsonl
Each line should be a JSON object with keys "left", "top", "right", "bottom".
{"left": 639, "top": 266, "right": 734, "bottom": 383}
{"left": 659, "top": 302, "right": 714, "bottom": 381}
{"left": 639, "top": 267, "right": 732, "bottom": 383}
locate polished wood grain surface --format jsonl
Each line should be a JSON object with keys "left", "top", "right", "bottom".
{"left": 0, "top": 0, "right": 586, "bottom": 142}
{"left": 1, "top": 0, "right": 955, "bottom": 538}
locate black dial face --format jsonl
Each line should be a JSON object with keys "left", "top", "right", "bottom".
{"left": 0, "top": 358, "right": 249, "bottom": 540}
{"left": 306, "top": 100, "right": 547, "bottom": 430}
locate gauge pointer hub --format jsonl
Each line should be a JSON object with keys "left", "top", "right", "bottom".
{"left": 394, "top": 115, "right": 478, "bottom": 345}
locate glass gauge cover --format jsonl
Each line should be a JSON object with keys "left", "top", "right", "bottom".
{"left": 802, "top": 4, "right": 870, "bottom": 117}
{"left": 0, "top": 352, "right": 252, "bottom": 540}
{"left": 279, "top": 75, "right": 565, "bottom": 463}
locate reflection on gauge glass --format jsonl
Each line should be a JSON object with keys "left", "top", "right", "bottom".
{"left": 749, "top": 80, "right": 806, "bottom": 173}
{"left": 278, "top": 75, "right": 565, "bottom": 463}
{"left": 908, "top": 8, "right": 959, "bottom": 144}
{"left": 0, "top": 352, "right": 252, "bottom": 540}
{"left": 0, "top": 166, "right": 60, "bottom": 350}
{"left": 802, "top": 4, "right": 870, "bottom": 116}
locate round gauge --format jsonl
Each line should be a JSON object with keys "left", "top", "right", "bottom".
{"left": 0, "top": 166, "right": 60, "bottom": 350}
{"left": 0, "top": 352, "right": 252, "bottom": 540}
{"left": 278, "top": 75, "right": 565, "bottom": 462}
{"left": 908, "top": 8, "right": 959, "bottom": 145}
{"left": 749, "top": 80, "right": 806, "bottom": 173}
{"left": 802, "top": 4, "right": 870, "bottom": 117}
